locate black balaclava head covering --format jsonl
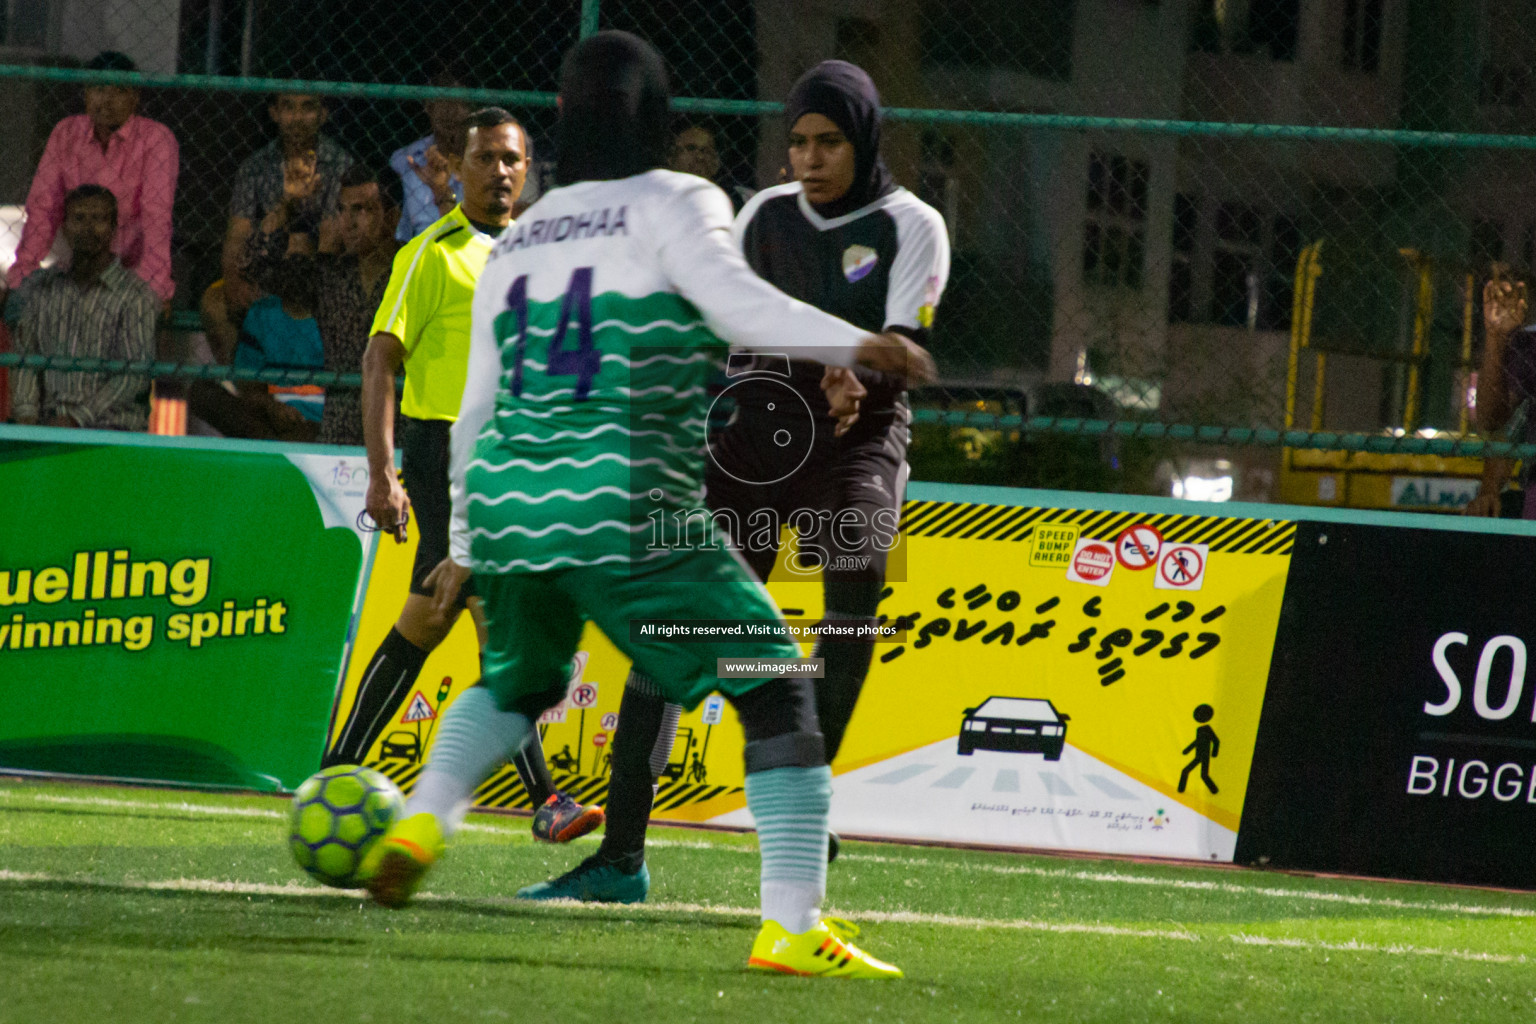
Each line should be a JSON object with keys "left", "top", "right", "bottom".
{"left": 784, "top": 60, "right": 895, "bottom": 219}
{"left": 556, "top": 31, "right": 671, "bottom": 185}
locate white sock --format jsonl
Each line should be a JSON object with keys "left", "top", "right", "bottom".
{"left": 761, "top": 881, "right": 823, "bottom": 935}
{"left": 406, "top": 686, "right": 531, "bottom": 838}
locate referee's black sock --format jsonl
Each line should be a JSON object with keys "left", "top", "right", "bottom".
{"left": 596, "top": 676, "right": 669, "bottom": 865}
{"left": 323, "top": 627, "right": 429, "bottom": 768}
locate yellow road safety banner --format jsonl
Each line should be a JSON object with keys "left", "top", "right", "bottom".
{"left": 333, "top": 488, "right": 1294, "bottom": 861}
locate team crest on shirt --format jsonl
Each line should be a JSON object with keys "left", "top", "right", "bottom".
{"left": 842, "top": 244, "right": 878, "bottom": 283}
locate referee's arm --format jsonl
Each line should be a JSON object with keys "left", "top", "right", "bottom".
{"left": 362, "top": 330, "right": 410, "bottom": 542}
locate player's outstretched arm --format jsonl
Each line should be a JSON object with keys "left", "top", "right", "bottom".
{"left": 657, "top": 179, "right": 926, "bottom": 372}
{"left": 854, "top": 331, "right": 937, "bottom": 385}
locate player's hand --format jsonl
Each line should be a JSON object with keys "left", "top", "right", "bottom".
{"left": 854, "top": 332, "right": 937, "bottom": 386}
{"left": 366, "top": 470, "right": 412, "bottom": 543}
{"left": 268, "top": 400, "right": 305, "bottom": 429}
{"left": 423, "top": 557, "right": 472, "bottom": 618}
{"left": 1483, "top": 266, "right": 1528, "bottom": 339}
{"left": 282, "top": 150, "right": 320, "bottom": 207}
{"left": 224, "top": 274, "right": 260, "bottom": 313}
{"left": 821, "top": 366, "right": 867, "bottom": 437}
{"left": 1463, "top": 491, "right": 1502, "bottom": 518}
{"left": 409, "top": 146, "right": 455, "bottom": 209}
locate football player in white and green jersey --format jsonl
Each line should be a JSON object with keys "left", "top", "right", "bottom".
{"left": 362, "top": 31, "right": 933, "bottom": 979}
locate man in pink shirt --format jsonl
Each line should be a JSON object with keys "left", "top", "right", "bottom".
{"left": 5, "top": 51, "right": 179, "bottom": 306}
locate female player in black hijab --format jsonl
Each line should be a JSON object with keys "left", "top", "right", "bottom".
{"left": 783, "top": 59, "right": 896, "bottom": 218}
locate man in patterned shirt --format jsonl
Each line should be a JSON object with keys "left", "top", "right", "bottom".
{"left": 243, "top": 164, "right": 402, "bottom": 445}
{"left": 11, "top": 185, "right": 156, "bottom": 431}
{"left": 221, "top": 92, "right": 355, "bottom": 315}
{"left": 362, "top": 32, "right": 932, "bottom": 979}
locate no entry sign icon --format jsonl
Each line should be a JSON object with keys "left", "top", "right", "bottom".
{"left": 1065, "top": 538, "right": 1116, "bottom": 587}
{"left": 1115, "top": 524, "right": 1162, "bottom": 570}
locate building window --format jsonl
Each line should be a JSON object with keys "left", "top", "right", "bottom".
{"left": 1211, "top": 203, "right": 1263, "bottom": 328}
{"left": 1192, "top": 0, "right": 1298, "bottom": 61}
{"left": 1247, "top": 0, "right": 1299, "bottom": 62}
{"left": 1260, "top": 215, "right": 1303, "bottom": 331}
{"left": 1083, "top": 151, "right": 1148, "bottom": 290}
{"left": 1342, "top": 0, "right": 1384, "bottom": 73}
{"left": 1, "top": 0, "right": 53, "bottom": 48}
{"left": 1168, "top": 193, "right": 1199, "bottom": 322}
{"left": 917, "top": 129, "right": 959, "bottom": 250}
{"left": 920, "top": 0, "right": 1075, "bottom": 81}
{"left": 835, "top": 17, "right": 881, "bottom": 63}
{"left": 1479, "top": 64, "right": 1529, "bottom": 109}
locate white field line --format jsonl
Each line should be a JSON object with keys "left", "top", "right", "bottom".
{"left": 0, "top": 789, "right": 285, "bottom": 820}
{"left": 0, "top": 788, "right": 699, "bottom": 844}
{"left": 4, "top": 787, "right": 1533, "bottom": 921}
{"left": 836, "top": 853, "right": 1536, "bottom": 921}
{"left": 0, "top": 869, "right": 1524, "bottom": 965}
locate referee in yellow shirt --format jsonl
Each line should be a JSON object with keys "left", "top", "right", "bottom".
{"left": 324, "top": 107, "right": 603, "bottom": 844}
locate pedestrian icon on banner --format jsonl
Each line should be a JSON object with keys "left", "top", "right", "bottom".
{"left": 1155, "top": 543, "right": 1208, "bottom": 591}
{"left": 399, "top": 691, "right": 437, "bottom": 724}
{"left": 1065, "top": 538, "right": 1115, "bottom": 587}
{"left": 1178, "top": 704, "right": 1220, "bottom": 794}
{"left": 701, "top": 694, "right": 726, "bottom": 725}
{"left": 1114, "top": 524, "right": 1162, "bottom": 570}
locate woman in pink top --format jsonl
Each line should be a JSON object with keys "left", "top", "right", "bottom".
{"left": 6, "top": 51, "right": 178, "bottom": 305}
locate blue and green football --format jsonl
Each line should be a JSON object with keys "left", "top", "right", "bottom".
{"left": 288, "top": 765, "right": 404, "bottom": 888}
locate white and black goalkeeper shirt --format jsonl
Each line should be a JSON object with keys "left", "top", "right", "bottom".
{"left": 729, "top": 182, "right": 950, "bottom": 438}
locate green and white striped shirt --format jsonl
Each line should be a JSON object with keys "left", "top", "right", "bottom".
{"left": 449, "top": 169, "right": 868, "bottom": 574}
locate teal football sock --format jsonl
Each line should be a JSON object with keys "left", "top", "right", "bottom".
{"left": 745, "top": 764, "right": 832, "bottom": 935}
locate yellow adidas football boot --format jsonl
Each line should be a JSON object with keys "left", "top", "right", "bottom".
{"left": 747, "top": 917, "right": 903, "bottom": 979}
{"left": 360, "top": 812, "right": 445, "bottom": 909}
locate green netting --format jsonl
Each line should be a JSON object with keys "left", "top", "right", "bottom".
{"left": 1, "top": 0, "right": 1533, "bottom": 501}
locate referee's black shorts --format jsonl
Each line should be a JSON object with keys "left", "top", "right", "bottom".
{"left": 399, "top": 415, "right": 476, "bottom": 604}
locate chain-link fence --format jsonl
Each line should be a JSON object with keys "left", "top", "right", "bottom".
{"left": 3, "top": 0, "right": 1536, "bottom": 503}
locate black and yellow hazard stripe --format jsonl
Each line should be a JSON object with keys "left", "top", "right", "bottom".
{"left": 901, "top": 501, "right": 1295, "bottom": 555}
{"left": 371, "top": 758, "right": 743, "bottom": 811}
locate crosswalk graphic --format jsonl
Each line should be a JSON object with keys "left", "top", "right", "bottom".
{"left": 714, "top": 738, "right": 1239, "bottom": 861}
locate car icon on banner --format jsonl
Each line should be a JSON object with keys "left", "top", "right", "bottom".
{"left": 957, "top": 697, "right": 1070, "bottom": 760}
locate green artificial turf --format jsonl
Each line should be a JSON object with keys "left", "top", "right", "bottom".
{"left": 0, "top": 778, "right": 1533, "bottom": 1023}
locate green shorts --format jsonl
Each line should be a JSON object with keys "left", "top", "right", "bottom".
{"left": 475, "top": 548, "right": 801, "bottom": 716}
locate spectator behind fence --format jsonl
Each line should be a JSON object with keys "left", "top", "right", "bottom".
{"left": 390, "top": 66, "right": 470, "bottom": 241}
{"left": 228, "top": 250, "right": 325, "bottom": 442}
{"left": 243, "top": 164, "right": 401, "bottom": 444}
{"left": 10, "top": 186, "right": 156, "bottom": 430}
{"left": 668, "top": 122, "right": 752, "bottom": 211}
{"left": 5, "top": 51, "right": 178, "bottom": 307}
{"left": 1467, "top": 269, "right": 1535, "bottom": 518}
{"left": 221, "top": 91, "right": 355, "bottom": 315}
